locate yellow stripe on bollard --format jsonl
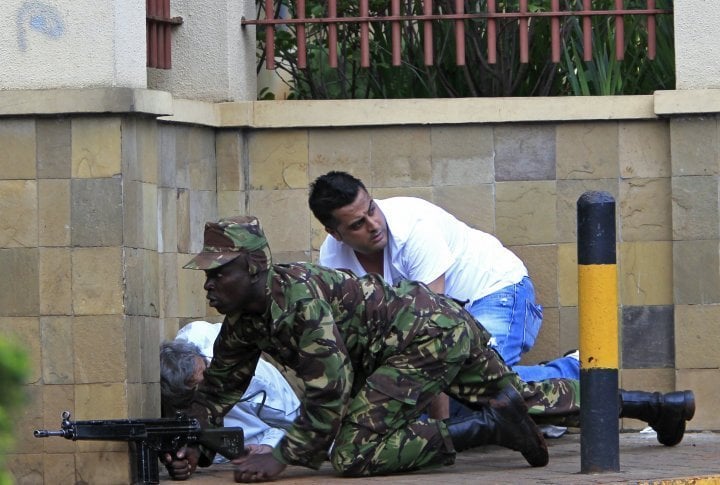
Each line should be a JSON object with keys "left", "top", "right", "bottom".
{"left": 578, "top": 263, "right": 618, "bottom": 369}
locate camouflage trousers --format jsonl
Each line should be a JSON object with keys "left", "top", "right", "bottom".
{"left": 329, "top": 318, "right": 580, "bottom": 477}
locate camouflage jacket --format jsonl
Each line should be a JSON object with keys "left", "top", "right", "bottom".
{"left": 196, "top": 262, "right": 479, "bottom": 469}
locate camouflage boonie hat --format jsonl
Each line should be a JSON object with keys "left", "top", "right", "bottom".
{"left": 183, "top": 216, "right": 271, "bottom": 273}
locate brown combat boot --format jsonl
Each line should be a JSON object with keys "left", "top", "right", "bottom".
{"left": 445, "top": 385, "right": 549, "bottom": 467}
{"left": 619, "top": 390, "right": 695, "bottom": 446}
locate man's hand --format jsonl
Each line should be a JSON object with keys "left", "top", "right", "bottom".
{"left": 243, "top": 444, "right": 274, "bottom": 455}
{"left": 163, "top": 446, "right": 200, "bottom": 481}
{"left": 233, "top": 452, "right": 287, "bottom": 482}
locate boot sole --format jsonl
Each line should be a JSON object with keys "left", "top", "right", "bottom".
{"left": 498, "top": 387, "right": 549, "bottom": 467}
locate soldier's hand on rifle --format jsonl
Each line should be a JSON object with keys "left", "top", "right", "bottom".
{"left": 233, "top": 452, "right": 287, "bottom": 482}
{"left": 163, "top": 446, "right": 199, "bottom": 480}
{"left": 242, "top": 444, "right": 273, "bottom": 455}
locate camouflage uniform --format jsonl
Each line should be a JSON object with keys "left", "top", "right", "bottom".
{"left": 193, "top": 262, "right": 581, "bottom": 476}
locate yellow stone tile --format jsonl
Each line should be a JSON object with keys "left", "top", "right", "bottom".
{"left": 371, "top": 127, "right": 432, "bottom": 187}
{"left": 248, "top": 130, "right": 308, "bottom": 189}
{"left": 247, "top": 189, "right": 310, "bottom": 253}
{"left": 160, "top": 253, "right": 180, "bottom": 318}
{"left": 43, "top": 453, "right": 76, "bottom": 485}
{"left": 511, "top": 244, "right": 558, "bottom": 308}
{"left": 75, "top": 451, "right": 130, "bottom": 483}
{"left": 0, "top": 180, "right": 38, "bottom": 247}
{"left": 0, "top": 317, "right": 41, "bottom": 384}
{"left": 521, "top": 307, "right": 559, "bottom": 365}
{"left": 556, "top": 122, "right": 619, "bottom": 180}
{"left": 673, "top": 240, "right": 720, "bottom": 305}
{"left": 176, "top": 255, "right": 208, "bottom": 318}
{"left": 618, "top": 120, "right": 671, "bottom": 178}
{"left": 671, "top": 175, "right": 719, "bottom": 240}
{"left": 12, "top": 384, "right": 42, "bottom": 453}
{"left": 371, "top": 187, "right": 433, "bottom": 202}
{"left": 73, "top": 315, "right": 126, "bottom": 383}
{"left": 670, "top": 117, "right": 720, "bottom": 176}
{"left": 127, "top": 118, "right": 159, "bottom": 184}
{"left": 619, "top": 368, "right": 675, "bottom": 430}
{"left": 308, "top": 128, "right": 373, "bottom": 183}
{"left": 556, "top": 179, "right": 618, "bottom": 244}
{"left": 40, "top": 317, "right": 73, "bottom": 384}
{"left": 432, "top": 184, "right": 495, "bottom": 234}
{"left": 619, "top": 241, "right": 672, "bottom": 306}
{"left": 5, "top": 453, "right": 43, "bottom": 484}
{"left": 128, "top": 382, "right": 161, "bottom": 417}
{"left": 217, "top": 130, "right": 245, "bottom": 192}
{"left": 0, "top": 248, "right": 39, "bottom": 316}
{"left": 217, "top": 190, "right": 245, "bottom": 217}
{"left": 42, "top": 384, "right": 75, "bottom": 453}
{"left": 431, "top": 125, "right": 494, "bottom": 185}
{"left": 71, "top": 117, "right": 122, "bottom": 178}
{"left": 38, "top": 179, "right": 71, "bottom": 247}
{"left": 619, "top": 178, "right": 672, "bottom": 241}
{"left": 125, "top": 248, "right": 159, "bottom": 317}
{"left": 75, "top": 383, "right": 128, "bottom": 421}
{"left": 558, "top": 243, "right": 578, "bottom": 307}
{"left": 496, "top": 180, "right": 556, "bottom": 245}
{"left": 0, "top": 119, "right": 36, "bottom": 179}
{"left": 675, "top": 304, "right": 720, "bottom": 369}
{"left": 676, "top": 368, "right": 720, "bottom": 431}
{"left": 71, "top": 247, "right": 123, "bottom": 315}
{"left": 559, "top": 306, "right": 579, "bottom": 353}
{"left": 39, "top": 248, "right": 72, "bottom": 316}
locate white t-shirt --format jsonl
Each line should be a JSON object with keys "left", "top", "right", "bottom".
{"left": 318, "top": 197, "right": 527, "bottom": 305}
{"left": 175, "top": 321, "right": 300, "bottom": 447}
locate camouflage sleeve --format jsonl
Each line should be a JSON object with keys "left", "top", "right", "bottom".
{"left": 272, "top": 298, "right": 354, "bottom": 469}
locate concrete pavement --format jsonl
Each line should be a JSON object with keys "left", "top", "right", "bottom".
{"left": 170, "top": 430, "right": 720, "bottom": 484}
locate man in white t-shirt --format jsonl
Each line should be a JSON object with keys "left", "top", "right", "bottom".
{"left": 161, "top": 320, "right": 301, "bottom": 475}
{"left": 308, "top": 172, "right": 579, "bottom": 396}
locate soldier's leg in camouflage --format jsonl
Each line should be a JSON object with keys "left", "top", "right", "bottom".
{"left": 619, "top": 390, "right": 695, "bottom": 446}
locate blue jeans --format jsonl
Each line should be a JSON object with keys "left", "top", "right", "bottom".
{"left": 467, "top": 276, "right": 579, "bottom": 383}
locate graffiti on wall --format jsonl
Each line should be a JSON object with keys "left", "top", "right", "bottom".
{"left": 16, "top": 1, "right": 65, "bottom": 51}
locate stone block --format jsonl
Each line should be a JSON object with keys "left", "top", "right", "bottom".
{"left": 671, "top": 175, "right": 719, "bottom": 240}
{"left": 38, "top": 179, "right": 71, "bottom": 247}
{"left": 0, "top": 180, "right": 38, "bottom": 247}
{"left": 39, "top": 248, "right": 72, "bottom": 315}
{"left": 13, "top": 383, "right": 42, "bottom": 452}
{"left": 432, "top": 184, "right": 495, "bottom": 234}
{"left": 217, "top": 191, "right": 245, "bottom": 218}
{"left": 0, "top": 119, "right": 36, "bottom": 179}
{"left": 494, "top": 124, "right": 555, "bottom": 181}
{"left": 248, "top": 189, "right": 310, "bottom": 253}
{"left": 126, "top": 316, "right": 160, "bottom": 384}
{"left": 121, "top": 117, "right": 158, "bottom": 184}
{"left": 159, "top": 187, "right": 178, "bottom": 253}
{"left": 124, "top": 181, "right": 159, "bottom": 250}
{"left": 431, "top": 125, "right": 494, "bottom": 185}
{"left": 158, "top": 123, "right": 177, "bottom": 188}
{"left": 42, "top": 384, "right": 75, "bottom": 453}
{"left": 37, "top": 118, "right": 71, "bottom": 179}
{"left": 71, "top": 247, "right": 123, "bottom": 315}
{"left": 5, "top": 453, "right": 43, "bottom": 485}
{"left": 619, "top": 241, "right": 673, "bottom": 306}
{"left": 619, "top": 178, "right": 672, "bottom": 241}
{"left": 674, "top": 304, "right": 720, "bottom": 369}
{"left": 176, "top": 190, "right": 217, "bottom": 254}
{"left": 128, "top": 382, "right": 161, "bottom": 417}
{"left": 619, "top": 368, "right": 675, "bottom": 430}
{"left": 521, "top": 306, "right": 559, "bottom": 365}
{"left": 308, "top": 128, "right": 372, "bottom": 184}
{"left": 670, "top": 117, "right": 719, "bottom": 176}
{"left": 556, "top": 179, "right": 618, "bottom": 244}
{"left": 676, "top": 368, "right": 720, "bottom": 430}
{"left": 371, "top": 127, "right": 432, "bottom": 187}
{"left": 160, "top": 253, "right": 180, "bottom": 318}
{"left": 186, "top": 126, "right": 217, "bottom": 191}
{"left": 217, "top": 129, "right": 245, "bottom": 192}
{"left": 618, "top": 120, "right": 671, "bottom": 178}
{"left": 176, "top": 256, "right": 208, "bottom": 319}
{"left": 673, "top": 240, "right": 720, "bottom": 304}
{"left": 40, "top": 316, "right": 74, "bottom": 384}
{"left": 621, "top": 305, "right": 675, "bottom": 368}
{"left": 556, "top": 122, "right": 619, "bottom": 180}
{"left": 0, "top": 249, "right": 39, "bottom": 317}
{"left": 371, "top": 186, "right": 434, "bottom": 201}
{"left": 125, "top": 248, "right": 160, "bottom": 317}
{"left": 75, "top": 383, "right": 128, "bottom": 421}
{"left": 511, "top": 244, "right": 558, "bottom": 308}
{"left": 73, "top": 315, "right": 126, "bottom": 383}
{"left": 559, "top": 306, "right": 579, "bottom": 353}
{"left": 43, "top": 453, "right": 76, "bottom": 484}
{"left": 557, "top": 243, "right": 578, "bottom": 307}
{"left": 273, "top": 251, "right": 312, "bottom": 265}
{"left": 248, "top": 129, "right": 308, "bottom": 190}
{"left": 71, "top": 117, "right": 122, "bottom": 178}
{"left": 496, "top": 180, "right": 556, "bottom": 245}
{"left": 310, "top": 216, "right": 327, "bottom": 252}
{"left": 70, "top": 178, "right": 123, "bottom": 247}
{"left": 75, "top": 451, "right": 130, "bottom": 483}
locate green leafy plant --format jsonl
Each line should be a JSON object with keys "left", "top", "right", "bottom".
{"left": 0, "top": 339, "right": 29, "bottom": 485}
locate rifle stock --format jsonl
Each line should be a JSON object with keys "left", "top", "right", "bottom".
{"left": 34, "top": 411, "right": 244, "bottom": 484}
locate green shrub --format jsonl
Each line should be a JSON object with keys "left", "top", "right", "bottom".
{"left": 0, "top": 339, "right": 29, "bottom": 485}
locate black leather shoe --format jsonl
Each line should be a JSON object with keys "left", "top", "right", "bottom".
{"left": 619, "top": 390, "right": 695, "bottom": 446}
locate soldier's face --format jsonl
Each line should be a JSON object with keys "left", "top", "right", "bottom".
{"left": 327, "top": 189, "right": 388, "bottom": 255}
{"left": 203, "top": 256, "right": 266, "bottom": 315}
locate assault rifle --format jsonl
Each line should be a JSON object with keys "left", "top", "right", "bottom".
{"left": 34, "top": 411, "right": 244, "bottom": 484}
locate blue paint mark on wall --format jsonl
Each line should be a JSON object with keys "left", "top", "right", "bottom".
{"left": 17, "top": 1, "right": 65, "bottom": 51}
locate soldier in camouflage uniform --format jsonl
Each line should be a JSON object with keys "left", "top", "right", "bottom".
{"left": 166, "top": 216, "right": 694, "bottom": 483}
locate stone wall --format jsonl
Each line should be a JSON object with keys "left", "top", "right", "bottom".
{"left": 2, "top": 89, "right": 720, "bottom": 483}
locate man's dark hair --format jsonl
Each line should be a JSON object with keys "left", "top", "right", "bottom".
{"left": 160, "top": 340, "right": 205, "bottom": 413}
{"left": 308, "top": 171, "right": 367, "bottom": 229}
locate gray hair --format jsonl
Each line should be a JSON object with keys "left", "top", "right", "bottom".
{"left": 160, "top": 339, "right": 206, "bottom": 412}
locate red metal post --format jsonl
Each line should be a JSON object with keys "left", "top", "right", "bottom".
{"left": 360, "top": 0, "right": 369, "bottom": 67}
{"left": 519, "top": 0, "right": 528, "bottom": 63}
{"left": 329, "top": 0, "right": 338, "bottom": 67}
{"left": 583, "top": 0, "right": 592, "bottom": 61}
{"left": 551, "top": 0, "right": 560, "bottom": 63}
{"left": 423, "top": 0, "right": 433, "bottom": 66}
{"left": 297, "top": 0, "right": 307, "bottom": 69}
{"left": 392, "top": 0, "right": 401, "bottom": 66}
{"left": 455, "top": 0, "right": 465, "bottom": 66}
{"left": 487, "top": 0, "right": 496, "bottom": 64}
{"left": 265, "top": 0, "right": 275, "bottom": 69}
{"left": 615, "top": 0, "right": 624, "bottom": 60}
{"left": 149, "top": 0, "right": 158, "bottom": 68}
{"left": 647, "top": 0, "right": 656, "bottom": 59}
{"left": 163, "top": 0, "right": 171, "bottom": 68}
